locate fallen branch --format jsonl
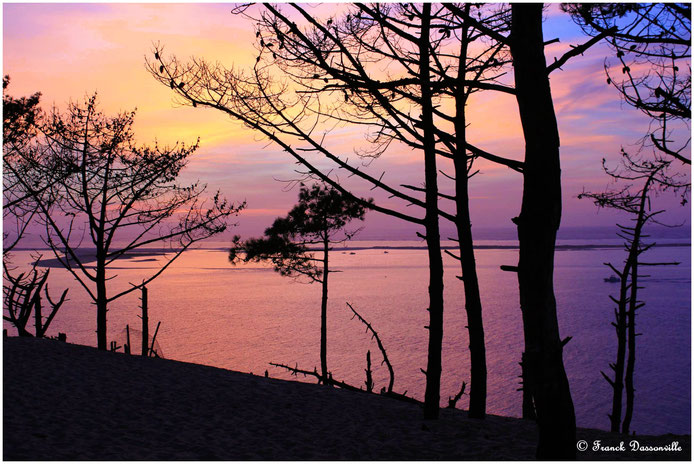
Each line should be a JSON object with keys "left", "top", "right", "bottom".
{"left": 269, "top": 362, "right": 360, "bottom": 391}
{"left": 270, "top": 362, "right": 321, "bottom": 380}
{"left": 269, "top": 361, "right": 421, "bottom": 405}
{"left": 382, "top": 390, "right": 421, "bottom": 405}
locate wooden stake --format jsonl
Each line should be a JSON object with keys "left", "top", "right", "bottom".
{"left": 148, "top": 321, "right": 161, "bottom": 357}
{"left": 125, "top": 324, "right": 131, "bottom": 355}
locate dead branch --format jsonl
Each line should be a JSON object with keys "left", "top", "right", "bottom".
{"left": 447, "top": 381, "right": 467, "bottom": 409}
{"left": 346, "top": 302, "right": 395, "bottom": 393}
{"left": 3, "top": 263, "right": 68, "bottom": 338}
{"left": 365, "top": 350, "right": 374, "bottom": 393}
{"left": 269, "top": 361, "right": 420, "bottom": 405}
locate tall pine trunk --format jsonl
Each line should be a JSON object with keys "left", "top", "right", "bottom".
{"left": 320, "top": 234, "right": 329, "bottom": 381}
{"left": 34, "top": 291, "right": 42, "bottom": 338}
{"left": 95, "top": 255, "right": 108, "bottom": 351}
{"left": 510, "top": 4, "right": 576, "bottom": 458}
{"left": 453, "top": 16, "right": 487, "bottom": 419}
{"left": 420, "top": 3, "right": 446, "bottom": 420}
{"left": 622, "top": 176, "right": 651, "bottom": 434}
{"left": 609, "top": 270, "right": 629, "bottom": 432}
{"left": 622, "top": 255, "right": 638, "bottom": 434}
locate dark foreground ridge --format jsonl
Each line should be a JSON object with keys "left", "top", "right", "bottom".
{"left": 3, "top": 337, "right": 690, "bottom": 460}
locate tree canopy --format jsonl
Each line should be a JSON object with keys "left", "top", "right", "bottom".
{"left": 230, "top": 183, "right": 368, "bottom": 282}
{"left": 7, "top": 94, "right": 245, "bottom": 349}
{"left": 564, "top": 3, "right": 691, "bottom": 165}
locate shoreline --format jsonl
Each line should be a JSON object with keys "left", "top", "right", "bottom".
{"left": 14, "top": 241, "right": 694, "bottom": 269}
{"left": 3, "top": 337, "right": 690, "bottom": 460}
{"left": 13, "top": 242, "right": 692, "bottom": 254}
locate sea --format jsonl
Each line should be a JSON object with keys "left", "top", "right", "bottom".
{"left": 4, "top": 235, "right": 690, "bottom": 436}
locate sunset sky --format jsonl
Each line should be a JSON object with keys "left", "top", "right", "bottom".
{"left": 4, "top": 3, "right": 690, "bottom": 240}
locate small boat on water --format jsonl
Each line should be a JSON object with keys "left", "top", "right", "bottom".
{"left": 604, "top": 275, "right": 620, "bottom": 283}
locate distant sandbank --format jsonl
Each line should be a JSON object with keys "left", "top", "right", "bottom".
{"left": 14, "top": 241, "right": 693, "bottom": 269}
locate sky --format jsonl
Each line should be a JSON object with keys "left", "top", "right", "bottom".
{"left": 3, "top": 3, "right": 691, "bottom": 242}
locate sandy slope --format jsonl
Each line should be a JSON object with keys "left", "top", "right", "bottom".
{"left": 3, "top": 337, "right": 689, "bottom": 460}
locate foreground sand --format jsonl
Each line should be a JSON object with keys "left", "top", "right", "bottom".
{"left": 3, "top": 337, "right": 690, "bottom": 460}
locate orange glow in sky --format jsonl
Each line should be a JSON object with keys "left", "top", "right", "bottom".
{"left": 3, "top": 3, "right": 689, "bottom": 238}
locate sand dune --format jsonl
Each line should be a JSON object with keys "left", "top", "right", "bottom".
{"left": 3, "top": 337, "right": 689, "bottom": 460}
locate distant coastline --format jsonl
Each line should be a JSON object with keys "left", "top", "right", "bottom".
{"left": 14, "top": 241, "right": 691, "bottom": 268}
{"left": 308, "top": 242, "right": 693, "bottom": 252}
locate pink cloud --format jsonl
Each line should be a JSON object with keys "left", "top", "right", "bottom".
{"left": 3, "top": 4, "right": 688, "bottom": 237}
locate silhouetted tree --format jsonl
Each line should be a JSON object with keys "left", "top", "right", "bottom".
{"left": 439, "top": 3, "right": 514, "bottom": 419}
{"left": 259, "top": 2, "right": 521, "bottom": 418}
{"left": 12, "top": 95, "right": 245, "bottom": 350}
{"left": 448, "top": 7, "right": 612, "bottom": 434}
{"left": 508, "top": 4, "right": 578, "bottom": 458}
{"left": 563, "top": 4, "right": 690, "bottom": 435}
{"left": 3, "top": 259, "right": 68, "bottom": 338}
{"left": 3, "top": 78, "right": 72, "bottom": 340}
{"left": 148, "top": 6, "right": 450, "bottom": 418}
{"left": 579, "top": 151, "right": 687, "bottom": 434}
{"left": 3, "top": 76, "right": 43, "bottom": 253}
{"left": 229, "top": 183, "right": 368, "bottom": 381}
{"left": 564, "top": 3, "right": 691, "bottom": 165}
{"left": 148, "top": 3, "right": 521, "bottom": 420}
{"left": 149, "top": 3, "right": 613, "bottom": 433}
{"left": 415, "top": 3, "right": 447, "bottom": 420}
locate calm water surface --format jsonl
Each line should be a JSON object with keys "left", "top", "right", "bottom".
{"left": 5, "top": 240, "right": 690, "bottom": 435}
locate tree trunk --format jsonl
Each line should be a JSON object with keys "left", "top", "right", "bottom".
{"left": 95, "top": 257, "right": 108, "bottom": 351}
{"left": 609, "top": 274, "right": 629, "bottom": 433}
{"left": 521, "top": 352, "right": 537, "bottom": 420}
{"left": 16, "top": 326, "right": 32, "bottom": 337}
{"left": 320, "top": 235, "right": 329, "bottom": 382}
{"left": 34, "top": 292, "right": 42, "bottom": 337}
{"left": 419, "top": 3, "right": 446, "bottom": 421}
{"left": 622, "top": 259, "right": 637, "bottom": 434}
{"left": 455, "top": 183, "right": 487, "bottom": 420}
{"left": 454, "top": 12, "right": 487, "bottom": 419}
{"left": 622, "top": 179, "right": 650, "bottom": 434}
{"left": 510, "top": 4, "right": 576, "bottom": 459}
